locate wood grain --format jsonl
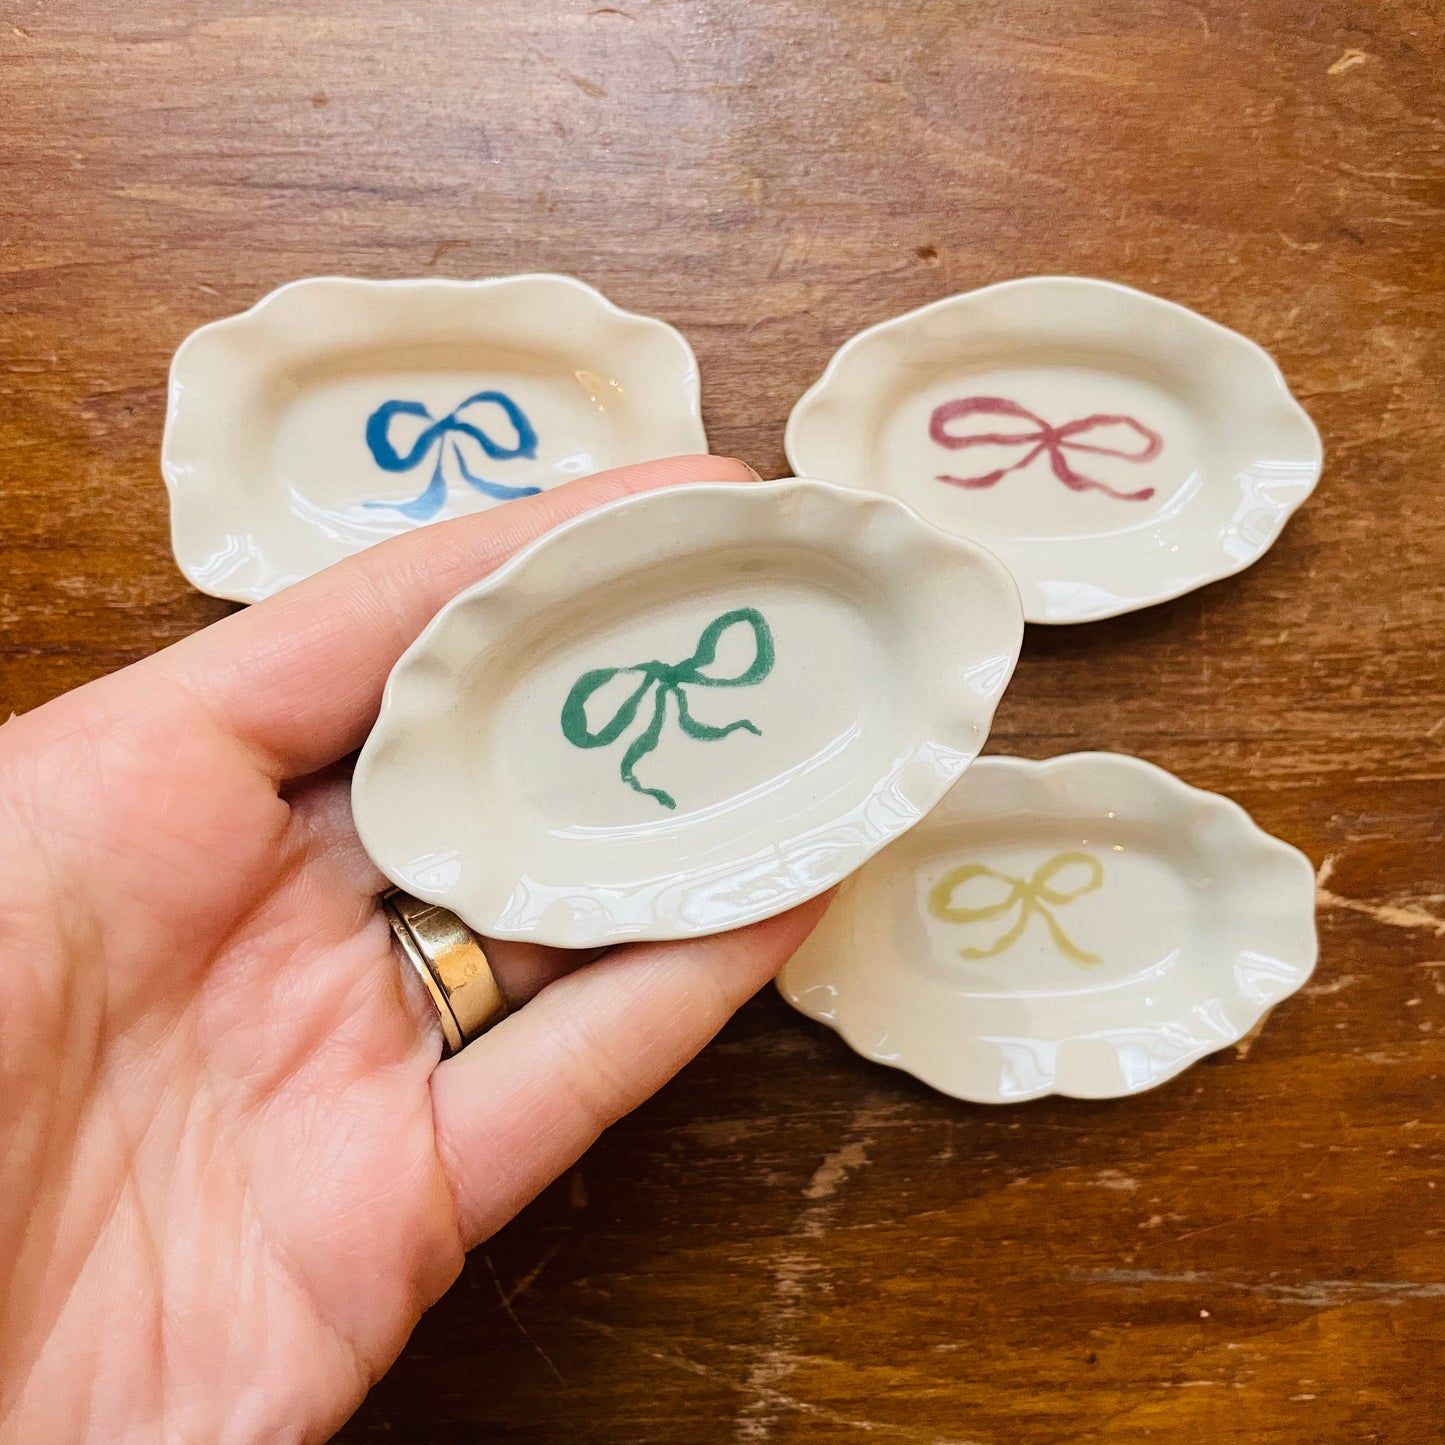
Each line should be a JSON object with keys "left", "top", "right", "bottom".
{"left": 3, "top": 1, "right": 1443, "bottom": 1440}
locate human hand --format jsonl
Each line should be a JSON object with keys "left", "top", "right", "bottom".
{"left": 0, "top": 456, "right": 829, "bottom": 1444}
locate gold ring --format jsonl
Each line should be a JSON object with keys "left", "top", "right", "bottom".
{"left": 381, "top": 888, "right": 508, "bottom": 1054}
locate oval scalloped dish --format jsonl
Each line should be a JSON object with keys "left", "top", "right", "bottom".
{"left": 785, "top": 277, "right": 1322, "bottom": 624}
{"left": 777, "top": 752, "right": 1317, "bottom": 1103}
{"left": 163, "top": 275, "right": 706, "bottom": 602}
{"left": 351, "top": 480, "right": 1025, "bottom": 948}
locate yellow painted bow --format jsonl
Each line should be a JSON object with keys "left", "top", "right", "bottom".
{"left": 927, "top": 851, "right": 1104, "bottom": 966}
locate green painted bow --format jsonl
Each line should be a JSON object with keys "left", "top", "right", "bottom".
{"left": 560, "top": 607, "right": 775, "bottom": 810}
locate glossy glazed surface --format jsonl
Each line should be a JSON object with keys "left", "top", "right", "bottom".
{"left": 786, "top": 277, "right": 1323, "bottom": 623}
{"left": 352, "top": 479, "right": 1024, "bottom": 946}
{"left": 163, "top": 275, "right": 706, "bottom": 601}
{"left": 778, "top": 752, "right": 1318, "bottom": 1101}
{"left": 9, "top": 2, "right": 1445, "bottom": 1435}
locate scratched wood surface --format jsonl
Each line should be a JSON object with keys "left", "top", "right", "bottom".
{"left": 4, "top": 1, "right": 1444, "bottom": 1440}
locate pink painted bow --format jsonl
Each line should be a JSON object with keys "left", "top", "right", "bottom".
{"left": 930, "top": 395, "right": 1162, "bottom": 501}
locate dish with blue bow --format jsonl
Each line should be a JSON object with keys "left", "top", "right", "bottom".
{"left": 162, "top": 274, "right": 706, "bottom": 603}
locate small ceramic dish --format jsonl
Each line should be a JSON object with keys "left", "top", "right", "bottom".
{"left": 352, "top": 478, "right": 1024, "bottom": 948}
{"left": 785, "top": 277, "right": 1322, "bottom": 624}
{"left": 162, "top": 275, "right": 706, "bottom": 602}
{"left": 777, "top": 752, "right": 1317, "bottom": 1102}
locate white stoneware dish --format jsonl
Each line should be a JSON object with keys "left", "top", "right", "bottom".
{"left": 352, "top": 478, "right": 1025, "bottom": 948}
{"left": 777, "top": 752, "right": 1317, "bottom": 1103}
{"left": 785, "top": 277, "right": 1322, "bottom": 624}
{"left": 163, "top": 274, "right": 706, "bottom": 602}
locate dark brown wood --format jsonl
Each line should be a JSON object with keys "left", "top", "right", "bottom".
{"left": 4, "top": 2, "right": 1444, "bottom": 1440}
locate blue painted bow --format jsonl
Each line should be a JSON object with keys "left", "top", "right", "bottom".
{"left": 365, "top": 390, "right": 542, "bottom": 520}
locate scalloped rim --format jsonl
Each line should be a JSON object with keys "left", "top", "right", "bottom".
{"left": 784, "top": 276, "right": 1323, "bottom": 624}
{"left": 161, "top": 274, "right": 707, "bottom": 603}
{"left": 351, "top": 478, "right": 1025, "bottom": 947}
{"left": 776, "top": 751, "right": 1318, "bottom": 1103}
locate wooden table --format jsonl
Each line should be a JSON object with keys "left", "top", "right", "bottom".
{"left": 5, "top": 2, "right": 1443, "bottom": 1439}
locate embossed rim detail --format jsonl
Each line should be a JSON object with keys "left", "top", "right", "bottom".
{"left": 784, "top": 276, "right": 1324, "bottom": 624}
{"left": 162, "top": 273, "right": 706, "bottom": 603}
{"left": 776, "top": 752, "right": 1319, "bottom": 1103}
{"left": 351, "top": 479, "right": 1025, "bottom": 948}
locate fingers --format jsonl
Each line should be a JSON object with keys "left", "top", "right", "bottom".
{"left": 428, "top": 895, "right": 832, "bottom": 1248}
{"left": 479, "top": 940, "right": 610, "bottom": 1005}
{"left": 156, "top": 455, "right": 758, "bottom": 780}
{"left": 284, "top": 768, "right": 608, "bottom": 1004}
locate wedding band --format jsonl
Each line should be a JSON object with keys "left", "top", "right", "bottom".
{"left": 382, "top": 889, "right": 508, "bottom": 1054}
